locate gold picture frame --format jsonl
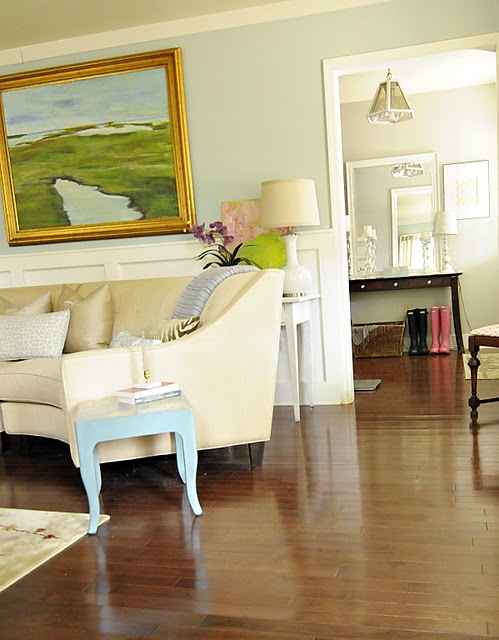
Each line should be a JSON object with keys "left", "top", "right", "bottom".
{"left": 0, "top": 48, "right": 196, "bottom": 245}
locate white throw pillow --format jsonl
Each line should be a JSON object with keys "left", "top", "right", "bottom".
{"left": 0, "top": 309, "right": 70, "bottom": 361}
{"left": 0, "top": 292, "right": 52, "bottom": 316}
{"left": 55, "top": 283, "right": 112, "bottom": 353}
{"left": 110, "top": 331, "right": 162, "bottom": 348}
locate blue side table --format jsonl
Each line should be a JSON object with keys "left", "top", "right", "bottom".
{"left": 75, "top": 393, "right": 203, "bottom": 534}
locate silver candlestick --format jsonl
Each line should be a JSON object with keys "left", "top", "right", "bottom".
{"left": 420, "top": 233, "right": 432, "bottom": 272}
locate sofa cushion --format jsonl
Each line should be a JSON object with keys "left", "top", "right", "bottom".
{"left": 470, "top": 324, "right": 499, "bottom": 337}
{"left": 145, "top": 316, "right": 200, "bottom": 342}
{"left": 0, "top": 292, "right": 51, "bottom": 316}
{"left": 0, "top": 358, "right": 62, "bottom": 407}
{"left": 0, "top": 310, "right": 70, "bottom": 361}
{"left": 55, "top": 283, "right": 112, "bottom": 353}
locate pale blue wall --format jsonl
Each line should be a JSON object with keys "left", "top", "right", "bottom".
{"left": 0, "top": 0, "right": 497, "bottom": 255}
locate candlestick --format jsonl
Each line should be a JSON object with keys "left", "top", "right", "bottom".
{"left": 135, "top": 331, "right": 161, "bottom": 388}
{"left": 420, "top": 234, "right": 432, "bottom": 272}
{"left": 140, "top": 330, "right": 150, "bottom": 384}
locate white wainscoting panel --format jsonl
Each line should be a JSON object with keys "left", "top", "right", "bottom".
{"left": 0, "top": 229, "right": 352, "bottom": 407}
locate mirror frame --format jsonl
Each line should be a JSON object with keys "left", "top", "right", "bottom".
{"left": 346, "top": 152, "right": 439, "bottom": 277}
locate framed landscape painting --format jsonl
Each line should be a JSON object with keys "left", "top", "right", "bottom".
{"left": 0, "top": 48, "right": 196, "bottom": 245}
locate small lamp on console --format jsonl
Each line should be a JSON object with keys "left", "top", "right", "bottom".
{"left": 259, "top": 178, "right": 320, "bottom": 297}
{"left": 433, "top": 210, "right": 457, "bottom": 273}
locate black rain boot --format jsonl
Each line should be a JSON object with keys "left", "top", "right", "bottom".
{"left": 407, "top": 308, "right": 419, "bottom": 356}
{"left": 417, "top": 308, "right": 429, "bottom": 355}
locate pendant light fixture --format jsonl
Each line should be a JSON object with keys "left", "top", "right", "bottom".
{"left": 391, "top": 162, "right": 424, "bottom": 178}
{"left": 366, "top": 68, "right": 414, "bottom": 124}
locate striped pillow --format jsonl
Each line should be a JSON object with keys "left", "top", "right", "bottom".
{"left": 144, "top": 316, "right": 200, "bottom": 343}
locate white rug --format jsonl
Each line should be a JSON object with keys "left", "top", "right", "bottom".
{"left": 0, "top": 508, "right": 109, "bottom": 593}
{"left": 463, "top": 352, "right": 499, "bottom": 380}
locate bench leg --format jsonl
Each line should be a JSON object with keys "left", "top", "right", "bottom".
{"left": 468, "top": 347, "right": 481, "bottom": 425}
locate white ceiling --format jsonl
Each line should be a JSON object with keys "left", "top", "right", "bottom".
{"left": 1, "top": 0, "right": 284, "bottom": 50}
{"left": 0, "top": 0, "right": 385, "bottom": 51}
{"left": 340, "top": 48, "right": 497, "bottom": 103}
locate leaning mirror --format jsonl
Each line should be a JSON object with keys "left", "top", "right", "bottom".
{"left": 345, "top": 152, "right": 439, "bottom": 277}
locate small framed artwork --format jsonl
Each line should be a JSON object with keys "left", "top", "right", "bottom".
{"left": 0, "top": 48, "right": 196, "bottom": 245}
{"left": 443, "top": 160, "right": 490, "bottom": 220}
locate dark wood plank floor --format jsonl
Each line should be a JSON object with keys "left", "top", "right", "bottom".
{"left": 1, "top": 352, "right": 499, "bottom": 639}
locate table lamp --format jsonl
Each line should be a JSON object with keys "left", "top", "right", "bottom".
{"left": 259, "top": 178, "right": 320, "bottom": 297}
{"left": 433, "top": 210, "right": 457, "bottom": 273}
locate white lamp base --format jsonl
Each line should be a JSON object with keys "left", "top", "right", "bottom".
{"left": 282, "top": 233, "right": 312, "bottom": 297}
{"left": 441, "top": 234, "right": 456, "bottom": 273}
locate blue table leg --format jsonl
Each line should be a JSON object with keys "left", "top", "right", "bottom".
{"left": 175, "top": 422, "right": 202, "bottom": 516}
{"left": 93, "top": 443, "right": 102, "bottom": 495}
{"left": 77, "top": 436, "right": 101, "bottom": 535}
{"left": 174, "top": 432, "right": 186, "bottom": 484}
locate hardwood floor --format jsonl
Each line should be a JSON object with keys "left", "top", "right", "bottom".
{"left": 1, "top": 352, "right": 499, "bottom": 639}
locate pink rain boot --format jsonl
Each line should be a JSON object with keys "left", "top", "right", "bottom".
{"left": 439, "top": 306, "right": 451, "bottom": 354}
{"left": 429, "top": 306, "right": 440, "bottom": 355}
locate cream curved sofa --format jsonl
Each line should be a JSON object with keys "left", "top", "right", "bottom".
{"left": 0, "top": 268, "right": 284, "bottom": 467}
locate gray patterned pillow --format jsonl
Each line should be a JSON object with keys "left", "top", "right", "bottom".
{"left": 144, "top": 317, "right": 200, "bottom": 343}
{"left": 0, "top": 309, "right": 70, "bottom": 361}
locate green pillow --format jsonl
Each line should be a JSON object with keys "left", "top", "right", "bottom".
{"left": 239, "top": 232, "right": 286, "bottom": 269}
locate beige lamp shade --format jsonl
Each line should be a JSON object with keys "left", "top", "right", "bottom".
{"left": 259, "top": 179, "right": 320, "bottom": 229}
{"left": 433, "top": 210, "right": 458, "bottom": 235}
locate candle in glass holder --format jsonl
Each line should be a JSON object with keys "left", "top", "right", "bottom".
{"left": 421, "top": 231, "right": 432, "bottom": 241}
{"left": 363, "top": 225, "right": 373, "bottom": 238}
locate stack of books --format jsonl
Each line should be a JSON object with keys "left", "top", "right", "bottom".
{"left": 115, "top": 381, "right": 181, "bottom": 405}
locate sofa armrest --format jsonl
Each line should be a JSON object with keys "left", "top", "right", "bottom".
{"left": 61, "top": 269, "right": 284, "bottom": 465}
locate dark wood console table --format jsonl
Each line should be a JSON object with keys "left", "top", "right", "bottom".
{"left": 349, "top": 272, "right": 464, "bottom": 353}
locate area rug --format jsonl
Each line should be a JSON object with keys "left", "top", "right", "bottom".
{"left": 463, "top": 352, "right": 499, "bottom": 380}
{"left": 0, "top": 508, "right": 109, "bottom": 593}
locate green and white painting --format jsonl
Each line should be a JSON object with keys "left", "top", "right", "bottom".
{"left": 0, "top": 49, "right": 195, "bottom": 245}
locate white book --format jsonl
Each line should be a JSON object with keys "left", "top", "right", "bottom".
{"left": 115, "top": 380, "right": 180, "bottom": 401}
{"left": 117, "top": 389, "right": 181, "bottom": 405}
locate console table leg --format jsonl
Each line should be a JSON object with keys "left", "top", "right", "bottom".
{"left": 450, "top": 277, "right": 464, "bottom": 353}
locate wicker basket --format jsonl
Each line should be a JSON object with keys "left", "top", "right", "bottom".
{"left": 352, "top": 321, "right": 405, "bottom": 358}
